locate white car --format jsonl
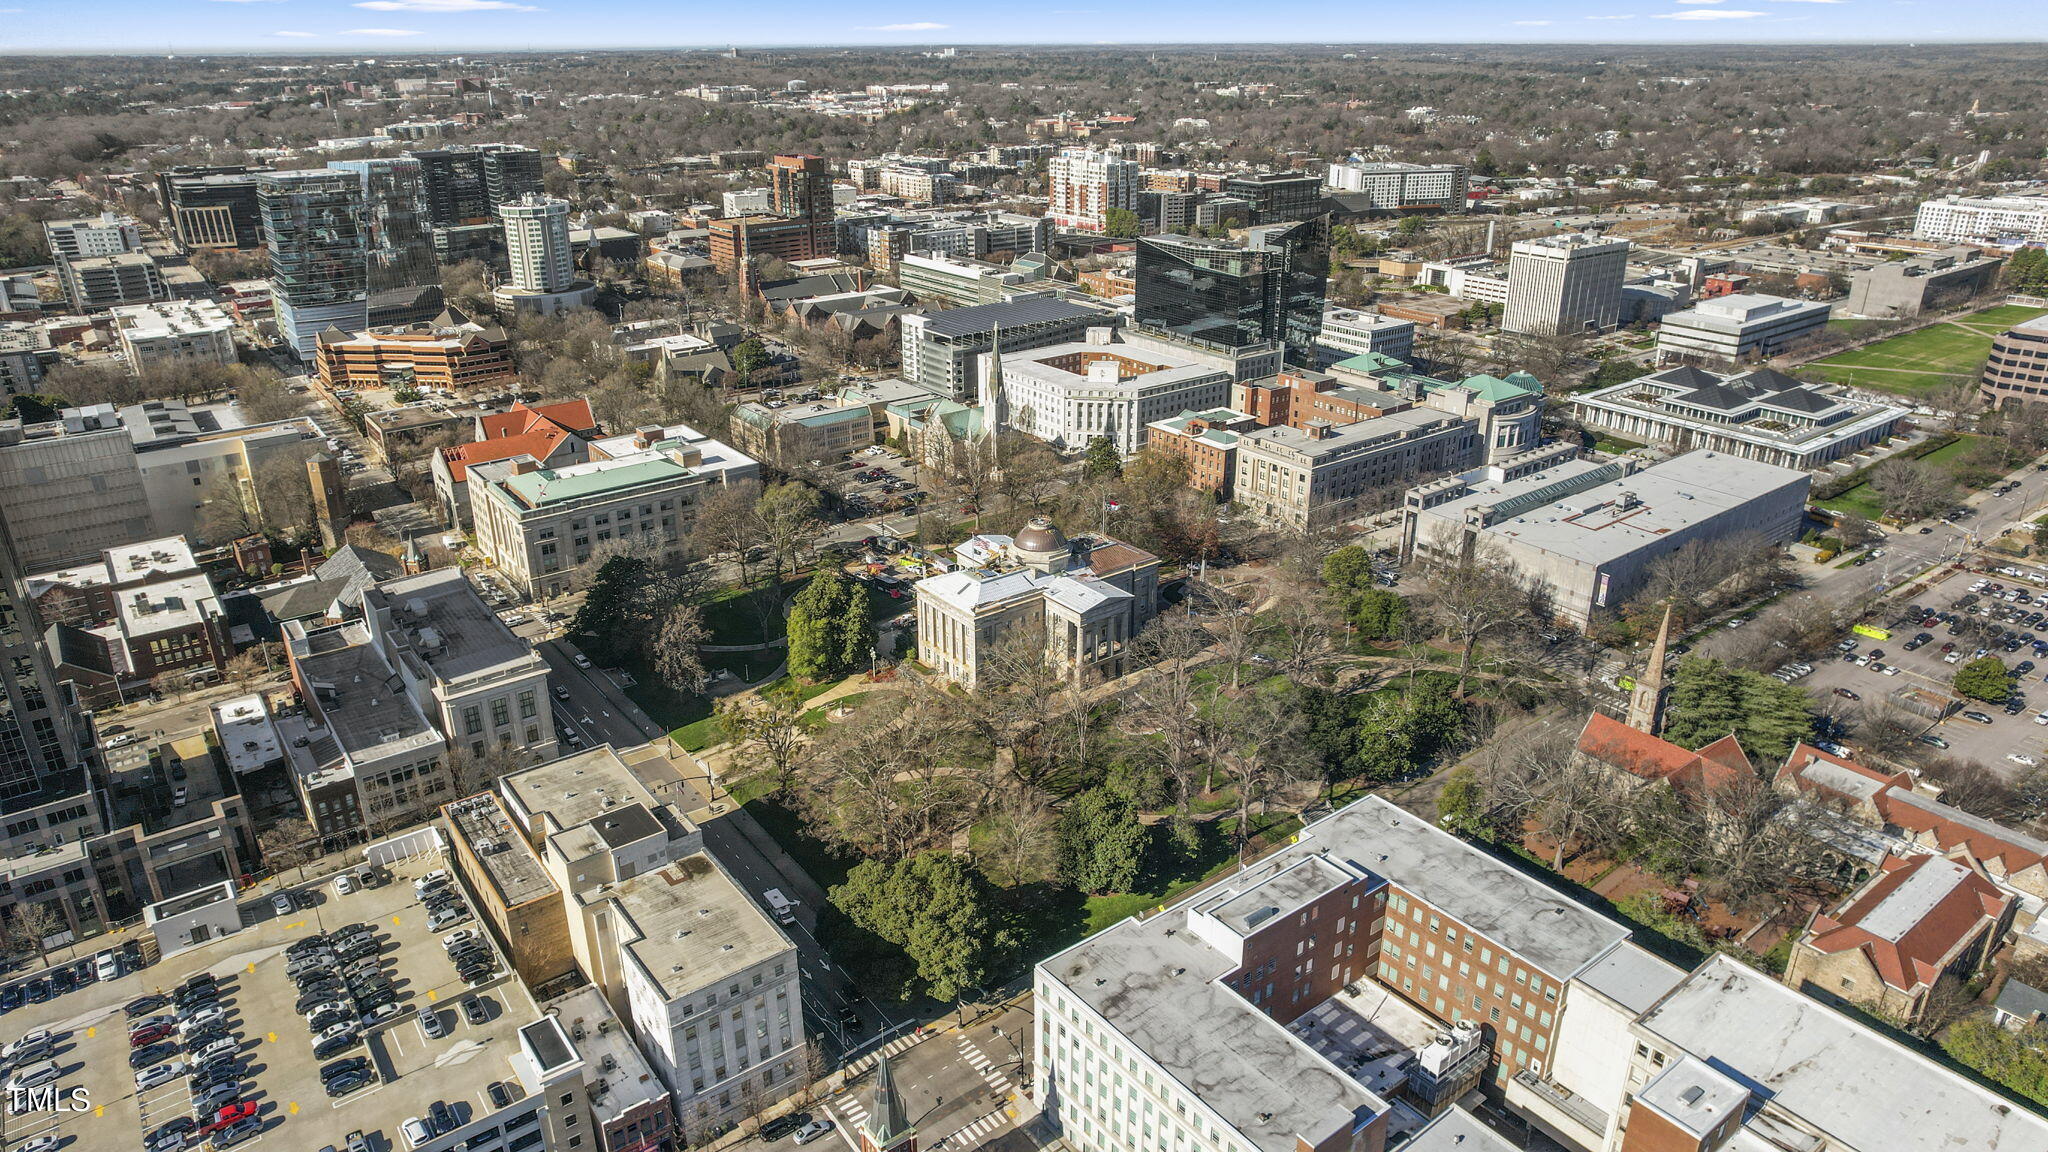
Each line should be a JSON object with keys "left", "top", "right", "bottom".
{"left": 273, "top": 892, "right": 295, "bottom": 916}
{"left": 135, "top": 1060, "right": 186, "bottom": 1090}
{"left": 180, "top": 1004, "right": 227, "bottom": 1031}
{"left": 402, "top": 1116, "right": 434, "bottom": 1149}
{"left": 14, "top": 1134, "right": 58, "bottom": 1152}
{"left": 2010, "top": 753, "right": 2041, "bottom": 767}
{"left": 571, "top": 653, "right": 592, "bottom": 669}
{"left": 442, "top": 930, "right": 479, "bottom": 949}
{"left": 335, "top": 873, "right": 355, "bottom": 896}
{"left": 2034, "top": 713, "right": 2048, "bottom": 726}
{"left": 4, "top": 1029, "right": 52, "bottom": 1059}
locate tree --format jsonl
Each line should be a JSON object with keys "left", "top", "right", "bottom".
{"left": 786, "top": 568, "right": 875, "bottom": 682}
{"left": 1349, "top": 588, "right": 1409, "bottom": 640}
{"left": 1101, "top": 208, "right": 1141, "bottom": 239}
{"left": 1475, "top": 725, "right": 1628, "bottom": 870}
{"left": 1214, "top": 690, "right": 1316, "bottom": 845}
{"left": 716, "top": 682, "right": 809, "bottom": 798}
{"left": 979, "top": 786, "right": 1056, "bottom": 887}
{"left": 256, "top": 816, "right": 319, "bottom": 872}
{"left": 1081, "top": 435, "right": 1123, "bottom": 482}
{"left": 653, "top": 603, "right": 710, "bottom": 694}
{"left": 572, "top": 554, "right": 657, "bottom": 665}
{"left": 696, "top": 481, "right": 767, "bottom": 586}
{"left": 829, "top": 851, "right": 1016, "bottom": 1002}
{"left": 1868, "top": 458, "right": 1957, "bottom": 523}
{"left": 1415, "top": 535, "right": 1537, "bottom": 693}
{"left": 731, "top": 337, "right": 771, "bottom": 380}
{"left": 1661, "top": 657, "right": 1815, "bottom": 763}
{"left": 752, "top": 481, "right": 823, "bottom": 590}
{"left": 1054, "top": 788, "right": 1148, "bottom": 894}
{"left": 1436, "top": 766, "right": 1489, "bottom": 837}
{"left": 1, "top": 901, "right": 61, "bottom": 969}
{"left": 445, "top": 741, "right": 532, "bottom": 797}
{"left": 6, "top": 394, "right": 65, "bottom": 423}
{"left": 1321, "top": 545, "right": 1375, "bottom": 594}
{"left": 1955, "top": 656, "right": 2015, "bottom": 703}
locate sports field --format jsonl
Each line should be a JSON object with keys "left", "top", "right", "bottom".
{"left": 1804, "top": 304, "right": 2048, "bottom": 399}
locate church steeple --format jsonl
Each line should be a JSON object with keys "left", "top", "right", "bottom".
{"left": 858, "top": 1054, "right": 916, "bottom": 1152}
{"left": 1627, "top": 603, "right": 1675, "bottom": 735}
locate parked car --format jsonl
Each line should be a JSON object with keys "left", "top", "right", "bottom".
{"left": 135, "top": 1060, "right": 186, "bottom": 1091}
{"left": 272, "top": 893, "right": 296, "bottom": 916}
{"left": 1963, "top": 711, "right": 1997, "bottom": 724}
{"left": 1831, "top": 688, "right": 1861, "bottom": 701}
{"left": 419, "top": 1008, "right": 449, "bottom": 1039}
{"left": 462, "top": 997, "right": 489, "bottom": 1026}
{"left": 794, "top": 1119, "right": 837, "bottom": 1145}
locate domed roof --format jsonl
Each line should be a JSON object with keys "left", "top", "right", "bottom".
{"left": 1013, "top": 517, "right": 1067, "bottom": 554}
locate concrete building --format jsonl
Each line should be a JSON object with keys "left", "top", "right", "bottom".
{"left": 279, "top": 618, "right": 449, "bottom": 841}
{"left": 42, "top": 212, "right": 142, "bottom": 262}
{"left": 732, "top": 398, "right": 874, "bottom": 464}
{"left": 496, "top": 194, "right": 594, "bottom": 316}
{"left": 1321, "top": 162, "right": 1470, "bottom": 213}
{"left": 899, "top": 295, "right": 1100, "bottom": 401}
{"left": 1402, "top": 450, "right": 1810, "bottom": 627}
{"left": 1655, "top": 292, "right": 1831, "bottom": 365}
{"left": 497, "top": 745, "right": 807, "bottom": 1145}
{"left": 982, "top": 328, "right": 1234, "bottom": 454}
{"left": 1236, "top": 406, "right": 1481, "bottom": 533}
{"left": 432, "top": 399, "right": 596, "bottom": 528}
{"left": 721, "top": 189, "right": 772, "bottom": 216}
{"left": 38, "top": 537, "right": 229, "bottom": 704}
{"left": 1983, "top": 313, "right": 2048, "bottom": 408}
{"left": 1842, "top": 246, "right": 2003, "bottom": 318}
{"left": 260, "top": 169, "right": 370, "bottom": 360}
{"left": 1417, "top": 254, "right": 1510, "bottom": 307}
{"left": 1144, "top": 407, "right": 1259, "bottom": 500}
{"left": 365, "top": 566, "right": 558, "bottom": 763}
{"left": 315, "top": 307, "right": 516, "bottom": 396}
{"left": 1048, "top": 149, "right": 1140, "bottom": 232}
{"left": 1237, "top": 356, "right": 1542, "bottom": 468}
{"left": 59, "top": 252, "right": 169, "bottom": 313}
{"left": 1502, "top": 232, "right": 1630, "bottom": 336}
{"left": 110, "top": 300, "right": 237, "bottom": 371}
{"left": 0, "top": 404, "right": 156, "bottom": 569}
{"left": 468, "top": 426, "right": 759, "bottom": 598}
{"left": 118, "top": 400, "right": 323, "bottom": 545}
{"left": 916, "top": 517, "right": 1160, "bottom": 688}
{"left": 1568, "top": 364, "right": 1908, "bottom": 470}
{"left": 897, "top": 251, "right": 1046, "bottom": 307}
{"left": 1315, "top": 307, "right": 1416, "bottom": 367}
{"left": 1914, "top": 192, "right": 2048, "bottom": 245}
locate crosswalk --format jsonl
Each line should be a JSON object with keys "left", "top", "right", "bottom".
{"left": 841, "top": 1030, "right": 922, "bottom": 1077}
{"left": 939, "top": 1108, "right": 1012, "bottom": 1147}
{"left": 957, "top": 1034, "right": 1014, "bottom": 1094}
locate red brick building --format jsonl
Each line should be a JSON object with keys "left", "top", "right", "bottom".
{"left": 1142, "top": 407, "right": 1259, "bottom": 500}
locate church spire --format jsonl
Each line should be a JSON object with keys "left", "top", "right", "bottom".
{"left": 858, "top": 1054, "right": 916, "bottom": 1151}
{"left": 1627, "top": 603, "right": 1675, "bottom": 736}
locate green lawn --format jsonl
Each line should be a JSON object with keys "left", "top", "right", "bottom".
{"left": 1803, "top": 363, "right": 1961, "bottom": 398}
{"left": 1818, "top": 433, "right": 1994, "bottom": 520}
{"left": 1593, "top": 432, "right": 1646, "bottom": 454}
{"left": 700, "top": 582, "right": 794, "bottom": 645}
{"left": 1953, "top": 303, "right": 2048, "bottom": 331}
{"left": 1806, "top": 305, "right": 2048, "bottom": 399}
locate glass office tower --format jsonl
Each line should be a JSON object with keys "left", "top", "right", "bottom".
{"left": 1133, "top": 214, "right": 1329, "bottom": 365}
{"left": 259, "top": 170, "right": 369, "bottom": 360}
{"left": 328, "top": 157, "right": 435, "bottom": 294}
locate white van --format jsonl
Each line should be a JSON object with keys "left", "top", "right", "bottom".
{"left": 763, "top": 889, "right": 797, "bottom": 925}
{"left": 7, "top": 1059, "right": 59, "bottom": 1091}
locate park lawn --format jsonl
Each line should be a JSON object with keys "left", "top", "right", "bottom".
{"left": 1951, "top": 303, "right": 2048, "bottom": 332}
{"left": 1813, "top": 323, "right": 1995, "bottom": 376}
{"left": 1593, "top": 432, "right": 1646, "bottom": 454}
{"left": 1803, "top": 362, "right": 1964, "bottom": 399}
{"left": 1817, "top": 485, "right": 1888, "bottom": 521}
{"left": 700, "top": 581, "right": 797, "bottom": 645}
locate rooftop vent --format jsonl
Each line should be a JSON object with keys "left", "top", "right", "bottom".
{"left": 1680, "top": 1085, "right": 1705, "bottom": 1106}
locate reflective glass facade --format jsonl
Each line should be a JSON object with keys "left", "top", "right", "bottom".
{"left": 1133, "top": 215, "right": 1329, "bottom": 366}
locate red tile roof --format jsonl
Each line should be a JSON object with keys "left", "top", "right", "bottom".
{"left": 442, "top": 424, "right": 573, "bottom": 483}
{"left": 478, "top": 399, "right": 595, "bottom": 441}
{"left": 1576, "top": 712, "right": 1751, "bottom": 793}
{"left": 1802, "top": 853, "right": 2010, "bottom": 993}
{"left": 1876, "top": 789, "right": 2048, "bottom": 877}
{"left": 1776, "top": 743, "right": 1912, "bottom": 800}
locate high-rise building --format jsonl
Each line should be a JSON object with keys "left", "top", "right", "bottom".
{"left": 1502, "top": 231, "right": 1630, "bottom": 336}
{"left": 478, "top": 143, "right": 545, "bottom": 211}
{"left": 259, "top": 169, "right": 369, "bottom": 359}
{"left": 415, "top": 143, "right": 546, "bottom": 227}
{"left": 328, "top": 157, "right": 436, "bottom": 293}
{"left": 156, "top": 166, "right": 268, "bottom": 250}
{"left": 768, "top": 153, "right": 833, "bottom": 257}
{"left": 1134, "top": 216, "right": 1330, "bottom": 365}
{"left": 1048, "top": 149, "right": 1139, "bottom": 232}
{"left": 1915, "top": 192, "right": 2048, "bottom": 245}
{"left": 1323, "top": 161, "right": 1471, "bottom": 213}
{"left": 43, "top": 212, "right": 142, "bottom": 262}
{"left": 494, "top": 194, "right": 593, "bottom": 315}
{"left": 1222, "top": 171, "right": 1321, "bottom": 225}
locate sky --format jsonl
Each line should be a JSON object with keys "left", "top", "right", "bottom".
{"left": 0, "top": 0, "right": 2043, "bottom": 53}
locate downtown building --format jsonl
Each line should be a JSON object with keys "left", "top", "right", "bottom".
{"left": 1654, "top": 293, "right": 1831, "bottom": 366}
{"left": 899, "top": 294, "right": 1103, "bottom": 401}
{"left": 980, "top": 327, "right": 1235, "bottom": 454}
{"left": 327, "top": 156, "right": 438, "bottom": 294}
{"left": 1048, "top": 148, "right": 1140, "bottom": 232}
{"left": 1134, "top": 217, "right": 1331, "bottom": 367}
{"left": 1322, "top": 162, "right": 1470, "bottom": 213}
{"left": 155, "top": 166, "right": 269, "bottom": 250}
{"left": 1502, "top": 232, "right": 1631, "bottom": 336}
{"left": 494, "top": 194, "right": 594, "bottom": 315}
{"left": 260, "top": 169, "right": 370, "bottom": 359}
{"left": 1567, "top": 365, "right": 1907, "bottom": 471}
{"left": 1036, "top": 793, "right": 2048, "bottom": 1152}
{"left": 1914, "top": 191, "right": 2048, "bottom": 245}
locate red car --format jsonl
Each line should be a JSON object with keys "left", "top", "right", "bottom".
{"left": 203, "top": 1102, "right": 258, "bottom": 1133}
{"left": 128, "top": 1023, "right": 175, "bottom": 1047}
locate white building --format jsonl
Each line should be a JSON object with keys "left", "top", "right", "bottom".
{"left": 362, "top": 566, "right": 558, "bottom": 763}
{"left": 496, "top": 193, "right": 594, "bottom": 315}
{"left": 1503, "top": 232, "right": 1631, "bottom": 336}
{"left": 468, "top": 426, "right": 759, "bottom": 598}
{"left": 1655, "top": 292, "right": 1831, "bottom": 365}
{"left": 981, "top": 328, "right": 1233, "bottom": 454}
{"left": 721, "top": 189, "right": 772, "bottom": 216}
{"left": 42, "top": 212, "right": 143, "bottom": 262}
{"left": 1048, "top": 149, "right": 1140, "bottom": 233}
{"left": 1417, "top": 255, "right": 1510, "bottom": 306}
{"left": 1316, "top": 307, "right": 1417, "bottom": 367}
{"left": 916, "top": 517, "right": 1160, "bottom": 688}
{"left": 1914, "top": 192, "right": 2048, "bottom": 245}
{"left": 1322, "top": 161, "right": 1469, "bottom": 212}
{"left": 111, "top": 300, "right": 237, "bottom": 371}
{"left": 1568, "top": 364, "right": 1908, "bottom": 471}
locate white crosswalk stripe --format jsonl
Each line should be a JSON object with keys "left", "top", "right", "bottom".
{"left": 845, "top": 1032, "right": 922, "bottom": 1076}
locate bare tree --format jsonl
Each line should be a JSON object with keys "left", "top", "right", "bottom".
{"left": 1415, "top": 533, "right": 1538, "bottom": 693}
{"left": 1867, "top": 458, "right": 1957, "bottom": 524}
{"left": 715, "top": 686, "right": 810, "bottom": 799}
{"left": 1476, "top": 725, "right": 1626, "bottom": 870}
{"left": 1125, "top": 613, "right": 1221, "bottom": 816}
{"left": 978, "top": 784, "right": 1057, "bottom": 886}
{"left": 1212, "top": 690, "right": 1316, "bottom": 847}
{"left": 1211, "top": 606, "right": 1275, "bottom": 693}
{"left": 1, "top": 902, "right": 62, "bottom": 969}
{"left": 256, "top": 817, "right": 320, "bottom": 872}
{"left": 653, "top": 603, "right": 710, "bottom": 694}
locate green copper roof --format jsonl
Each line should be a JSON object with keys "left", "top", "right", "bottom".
{"left": 1331, "top": 351, "right": 1409, "bottom": 374}
{"left": 500, "top": 456, "right": 693, "bottom": 508}
{"left": 1448, "top": 372, "right": 1543, "bottom": 402}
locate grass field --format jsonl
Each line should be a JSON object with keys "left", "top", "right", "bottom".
{"left": 1808, "top": 305, "right": 2048, "bottom": 399}
{"left": 1817, "top": 433, "right": 1992, "bottom": 519}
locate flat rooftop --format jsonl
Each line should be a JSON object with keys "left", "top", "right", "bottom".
{"left": 115, "top": 572, "right": 219, "bottom": 637}
{"left": 1239, "top": 407, "right": 1459, "bottom": 461}
{"left": 105, "top": 536, "right": 199, "bottom": 581}
{"left": 502, "top": 744, "right": 671, "bottom": 834}
{"left": 370, "top": 568, "right": 533, "bottom": 684}
{"left": 211, "top": 693, "right": 282, "bottom": 775}
{"left": 611, "top": 853, "right": 793, "bottom": 1002}
{"left": 1636, "top": 954, "right": 2048, "bottom": 1149}
{"left": 294, "top": 626, "right": 441, "bottom": 762}
{"left": 446, "top": 792, "right": 557, "bottom": 907}
{"left": 544, "top": 985, "right": 669, "bottom": 1125}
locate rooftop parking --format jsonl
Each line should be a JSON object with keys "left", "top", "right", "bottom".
{"left": 0, "top": 851, "right": 532, "bottom": 1152}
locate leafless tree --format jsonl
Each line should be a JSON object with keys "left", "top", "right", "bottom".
{"left": 1212, "top": 690, "right": 1317, "bottom": 846}
{"left": 1868, "top": 458, "right": 1958, "bottom": 524}
{"left": 654, "top": 603, "right": 710, "bottom": 694}
{"left": 1125, "top": 613, "right": 1222, "bottom": 815}
{"left": 716, "top": 687, "right": 810, "bottom": 800}
{"left": 1211, "top": 607, "right": 1275, "bottom": 693}
{"left": 1, "top": 902, "right": 62, "bottom": 969}
{"left": 256, "top": 817, "right": 320, "bottom": 872}
{"left": 1474, "top": 725, "right": 1625, "bottom": 870}
{"left": 1415, "top": 533, "right": 1539, "bottom": 693}
{"left": 978, "top": 784, "right": 1057, "bottom": 886}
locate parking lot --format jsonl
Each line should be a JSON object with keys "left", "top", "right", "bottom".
{"left": 1801, "top": 563, "right": 2048, "bottom": 773}
{"left": 0, "top": 852, "right": 528, "bottom": 1152}
{"left": 818, "top": 443, "right": 932, "bottom": 521}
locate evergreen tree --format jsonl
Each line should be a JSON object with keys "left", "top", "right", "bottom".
{"left": 1661, "top": 657, "right": 1814, "bottom": 763}
{"left": 1955, "top": 656, "right": 2015, "bottom": 704}
{"left": 829, "top": 852, "right": 1015, "bottom": 1002}
{"left": 786, "top": 569, "right": 876, "bottom": 681}
{"left": 571, "top": 555, "right": 654, "bottom": 664}
{"left": 1055, "top": 788, "right": 1149, "bottom": 895}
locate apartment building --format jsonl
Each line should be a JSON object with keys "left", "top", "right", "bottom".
{"left": 363, "top": 567, "right": 557, "bottom": 762}
{"left": 1322, "top": 162, "right": 1470, "bottom": 213}
{"left": 898, "top": 251, "right": 1046, "bottom": 307}
{"left": 60, "top": 252, "right": 169, "bottom": 313}
{"left": 983, "top": 329, "right": 1234, "bottom": 454}
{"left": 1567, "top": 364, "right": 1908, "bottom": 470}
{"left": 916, "top": 517, "right": 1160, "bottom": 688}
{"left": 1134, "top": 218, "right": 1330, "bottom": 367}
{"left": 43, "top": 212, "right": 142, "bottom": 262}
{"left": 1402, "top": 451, "right": 1809, "bottom": 628}
{"left": 1235, "top": 407, "right": 1481, "bottom": 532}
{"left": 1914, "top": 191, "right": 2048, "bottom": 245}
{"left": 0, "top": 405, "right": 156, "bottom": 569}
{"left": 157, "top": 167, "right": 267, "bottom": 250}
{"left": 39, "top": 537, "right": 230, "bottom": 704}
{"left": 314, "top": 308, "right": 517, "bottom": 395}
{"left": 1048, "top": 149, "right": 1140, "bottom": 232}
{"left": 468, "top": 426, "right": 759, "bottom": 598}
{"left": 496, "top": 746, "right": 807, "bottom": 1145}
{"left": 1502, "top": 233, "right": 1630, "bottom": 336}
{"left": 496, "top": 193, "right": 595, "bottom": 315}
{"left": 260, "top": 169, "right": 370, "bottom": 360}
{"left": 899, "top": 295, "right": 1100, "bottom": 401}
{"left": 1654, "top": 293, "right": 1831, "bottom": 365}
{"left": 110, "top": 300, "right": 237, "bottom": 371}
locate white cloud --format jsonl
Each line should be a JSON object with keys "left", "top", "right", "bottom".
{"left": 1765, "top": 0, "right": 1846, "bottom": 4}
{"left": 1511, "top": 18, "right": 1554, "bottom": 24}
{"left": 274, "top": 30, "right": 318, "bottom": 36}
{"left": 345, "top": 27, "right": 426, "bottom": 34}
{"left": 1675, "top": 0, "right": 1727, "bottom": 4}
{"left": 1651, "top": 7, "right": 1767, "bottom": 16}
{"left": 354, "top": 0, "right": 539, "bottom": 10}
{"left": 863, "top": 21, "right": 947, "bottom": 30}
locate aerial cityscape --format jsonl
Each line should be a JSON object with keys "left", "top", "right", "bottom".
{"left": 4, "top": 27, "right": 2048, "bottom": 1152}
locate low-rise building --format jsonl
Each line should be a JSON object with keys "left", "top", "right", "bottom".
{"left": 42, "top": 538, "right": 229, "bottom": 703}
{"left": 1981, "top": 313, "right": 2048, "bottom": 409}
{"left": 110, "top": 300, "right": 237, "bottom": 371}
{"left": 1655, "top": 292, "right": 1832, "bottom": 365}
{"left": 314, "top": 308, "right": 517, "bottom": 396}
{"left": 916, "top": 517, "right": 1159, "bottom": 688}
{"left": 468, "top": 427, "right": 758, "bottom": 598}
{"left": 363, "top": 566, "right": 558, "bottom": 763}
{"left": 1144, "top": 407, "right": 1259, "bottom": 500}
{"left": 431, "top": 398, "right": 596, "bottom": 528}
{"left": 1239, "top": 355, "right": 1543, "bottom": 467}
{"left": 1842, "top": 247, "right": 2003, "bottom": 318}
{"left": 1236, "top": 407, "right": 1482, "bottom": 532}
{"left": 1915, "top": 191, "right": 2048, "bottom": 245}
{"left": 898, "top": 251, "right": 1046, "bottom": 307}
{"left": 982, "top": 328, "right": 1234, "bottom": 454}
{"left": 732, "top": 398, "right": 874, "bottom": 464}
{"left": 1315, "top": 307, "right": 1416, "bottom": 367}
{"left": 1566, "top": 364, "right": 1909, "bottom": 471}
{"left": 1402, "top": 450, "right": 1810, "bottom": 628}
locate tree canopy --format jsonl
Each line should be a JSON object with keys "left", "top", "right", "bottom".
{"left": 1660, "top": 656, "right": 1814, "bottom": 764}
{"left": 786, "top": 568, "right": 876, "bottom": 682}
{"left": 1954, "top": 656, "right": 2015, "bottom": 704}
{"left": 1055, "top": 788, "right": 1148, "bottom": 895}
{"left": 829, "top": 851, "right": 1015, "bottom": 1002}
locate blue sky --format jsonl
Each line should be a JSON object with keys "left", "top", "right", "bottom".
{"left": 1, "top": 0, "right": 2043, "bottom": 53}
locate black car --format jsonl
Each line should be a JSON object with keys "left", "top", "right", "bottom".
{"left": 176, "top": 985, "right": 221, "bottom": 1009}
{"left": 298, "top": 989, "right": 346, "bottom": 1014}
{"left": 1963, "top": 711, "right": 1997, "bottom": 724}
{"left": 336, "top": 940, "right": 380, "bottom": 963}
{"left": 195, "top": 1054, "right": 241, "bottom": 1079}
{"left": 308, "top": 1009, "right": 354, "bottom": 1033}
{"left": 191, "top": 1067, "right": 240, "bottom": 1094}
{"left": 332, "top": 923, "right": 374, "bottom": 941}
{"left": 130, "top": 1040, "right": 177, "bottom": 1068}
{"left": 325, "top": 1070, "right": 374, "bottom": 1098}
{"left": 49, "top": 968, "right": 73, "bottom": 994}
{"left": 356, "top": 989, "right": 397, "bottom": 1014}
{"left": 429, "top": 1101, "right": 456, "bottom": 1133}
{"left": 447, "top": 944, "right": 489, "bottom": 967}
{"left": 838, "top": 1005, "right": 861, "bottom": 1030}
{"left": 761, "top": 1113, "right": 808, "bottom": 1140}
{"left": 147, "top": 1117, "right": 196, "bottom": 1145}
{"left": 287, "top": 936, "right": 331, "bottom": 957}
{"left": 179, "top": 973, "right": 217, "bottom": 993}
{"left": 459, "top": 963, "right": 493, "bottom": 985}
{"left": 321, "top": 1056, "right": 370, "bottom": 1080}
{"left": 124, "top": 994, "right": 168, "bottom": 1017}
{"left": 462, "top": 997, "right": 489, "bottom": 1026}
{"left": 312, "top": 1032, "right": 361, "bottom": 1061}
